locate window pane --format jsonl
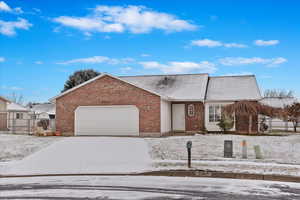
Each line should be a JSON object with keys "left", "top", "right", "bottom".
{"left": 209, "top": 114, "right": 214, "bottom": 122}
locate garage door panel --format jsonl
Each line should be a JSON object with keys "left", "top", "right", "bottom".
{"left": 75, "top": 106, "right": 139, "bottom": 136}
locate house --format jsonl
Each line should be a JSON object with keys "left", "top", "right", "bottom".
{"left": 50, "top": 73, "right": 262, "bottom": 136}
{"left": 0, "top": 96, "right": 11, "bottom": 131}
{"left": 260, "top": 97, "right": 298, "bottom": 131}
{"left": 29, "top": 103, "right": 56, "bottom": 119}
{"left": 6, "top": 102, "right": 31, "bottom": 133}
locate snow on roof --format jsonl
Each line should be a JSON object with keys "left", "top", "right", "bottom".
{"left": 120, "top": 73, "right": 209, "bottom": 101}
{"left": 260, "top": 97, "right": 298, "bottom": 108}
{"left": 7, "top": 102, "right": 29, "bottom": 111}
{"left": 205, "top": 75, "right": 262, "bottom": 101}
{"left": 30, "top": 103, "right": 55, "bottom": 115}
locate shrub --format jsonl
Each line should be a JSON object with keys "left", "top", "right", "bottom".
{"left": 37, "top": 119, "right": 49, "bottom": 130}
{"left": 217, "top": 115, "right": 234, "bottom": 134}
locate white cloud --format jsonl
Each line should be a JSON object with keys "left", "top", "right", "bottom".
{"left": 0, "top": 1, "right": 11, "bottom": 12}
{"left": 140, "top": 61, "right": 217, "bottom": 74}
{"left": 0, "top": 1, "right": 23, "bottom": 14}
{"left": 191, "top": 39, "right": 247, "bottom": 48}
{"left": 34, "top": 61, "right": 43, "bottom": 64}
{"left": 254, "top": 39, "right": 279, "bottom": 46}
{"left": 191, "top": 39, "right": 222, "bottom": 47}
{"left": 0, "top": 18, "right": 32, "bottom": 36}
{"left": 223, "top": 43, "right": 248, "bottom": 48}
{"left": 53, "top": 5, "right": 197, "bottom": 34}
{"left": 57, "top": 56, "right": 134, "bottom": 65}
{"left": 223, "top": 71, "right": 253, "bottom": 76}
{"left": 219, "top": 57, "right": 287, "bottom": 66}
{"left": 1, "top": 85, "right": 23, "bottom": 90}
{"left": 120, "top": 66, "right": 132, "bottom": 72}
{"left": 141, "top": 54, "right": 151, "bottom": 57}
{"left": 0, "top": 57, "right": 5, "bottom": 62}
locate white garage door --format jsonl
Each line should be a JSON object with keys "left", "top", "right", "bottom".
{"left": 75, "top": 105, "right": 139, "bottom": 136}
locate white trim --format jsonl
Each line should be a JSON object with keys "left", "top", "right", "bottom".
{"left": 50, "top": 73, "right": 167, "bottom": 102}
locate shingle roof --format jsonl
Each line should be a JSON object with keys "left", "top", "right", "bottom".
{"left": 205, "top": 75, "right": 262, "bottom": 101}
{"left": 30, "top": 103, "right": 55, "bottom": 115}
{"left": 120, "top": 73, "right": 209, "bottom": 101}
{"left": 7, "top": 102, "right": 29, "bottom": 111}
{"left": 260, "top": 97, "right": 298, "bottom": 108}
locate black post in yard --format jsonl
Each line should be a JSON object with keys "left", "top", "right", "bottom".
{"left": 186, "top": 141, "right": 192, "bottom": 168}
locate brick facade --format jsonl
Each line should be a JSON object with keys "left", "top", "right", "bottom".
{"left": 56, "top": 75, "right": 161, "bottom": 136}
{"left": 172, "top": 102, "right": 205, "bottom": 132}
{"left": 236, "top": 114, "right": 258, "bottom": 133}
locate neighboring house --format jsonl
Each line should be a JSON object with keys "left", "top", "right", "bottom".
{"left": 29, "top": 103, "right": 56, "bottom": 119}
{"left": 0, "top": 96, "right": 11, "bottom": 131}
{"left": 7, "top": 102, "right": 31, "bottom": 131}
{"left": 50, "top": 73, "right": 262, "bottom": 136}
{"left": 260, "top": 97, "right": 298, "bottom": 131}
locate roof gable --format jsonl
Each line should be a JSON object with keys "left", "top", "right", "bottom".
{"left": 205, "top": 75, "right": 262, "bottom": 101}
{"left": 7, "top": 102, "right": 29, "bottom": 111}
{"left": 50, "top": 73, "right": 166, "bottom": 102}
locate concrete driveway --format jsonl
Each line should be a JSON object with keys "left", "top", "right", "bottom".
{"left": 1, "top": 137, "right": 153, "bottom": 175}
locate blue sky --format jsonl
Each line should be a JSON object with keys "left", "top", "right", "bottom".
{"left": 0, "top": 0, "right": 299, "bottom": 103}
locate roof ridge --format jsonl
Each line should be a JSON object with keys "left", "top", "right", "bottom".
{"left": 119, "top": 73, "right": 209, "bottom": 78}
{"left": 210, "top": 75, "right": 255, "bottom": 78}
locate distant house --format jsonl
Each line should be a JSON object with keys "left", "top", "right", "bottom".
{"left": 29, "top": 103, "right": 55, "bottom": 119}
{"left": 0, "top": 96, "right": 32, "bottom": 133}
{"left": 50, "top": 73, "right": 262, "bottom": 136}
{"left": 0, "top": 96, "right": 11, "bottom": 131}
{"left": 260, "top": 97, "right": 299, "bottom": 131}
{"left": 7, "top": 102, "right": 31, "bottom": 133}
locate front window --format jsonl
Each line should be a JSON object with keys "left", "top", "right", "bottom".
{"left": 16, "top": 113, "right": 23, "bottom": 119}
{"left": 209, "top": 105, "right": 223, "bottom": 122}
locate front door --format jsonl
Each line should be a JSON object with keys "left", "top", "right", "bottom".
{"left": 172, "top": 104, "right": 185, "bottom": 131}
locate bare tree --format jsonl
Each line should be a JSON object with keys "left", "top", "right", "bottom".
{"left": 7, "top": 92, "right": 24, "bottom": 105}
{"left": 282, "top": 102, "right": 300, "bottom": 132}
{"left": 264, "top": 89, "right": 294, "bottom": 98}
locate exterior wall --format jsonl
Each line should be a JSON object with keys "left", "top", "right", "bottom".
{"left": 56, "top": 75, "right": 161, "bottom": 136}
{"left": 205, "top": 102, "right": 236, "bottom": 132}
{"left": 236, "top": 114, "right": 258, "bottom": 133}
{"left": 185, "top": 102, "right": 205, "bottom": 131}
{"left": 160, "top": 100, "right": 171, "bottom": 134}
{"left": 0, "top": 99, "right": 7, "bottom": 111}
{"left": 0, "top": 99, "right": 7, "bottom": 130}
{"left": 172, "top": 102, "right": 205, "bottom": 132}
{"left": 7, "top": 111, "right": 31, "bottom": 128}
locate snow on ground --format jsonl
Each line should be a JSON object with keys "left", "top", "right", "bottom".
{"left": 0, "top": 134, "right": 60, "bottom": 162}
{"left": 0, "top": 137, "right": 153, "bottom": 175}
{"left": 146, "top": 134, "right": 300, "bottom": 164}
{"left": 0, "top": 176, "right": 300, "bottom": 199}
{"left": 154, "top": 160, "right": 300, "bottom": 176}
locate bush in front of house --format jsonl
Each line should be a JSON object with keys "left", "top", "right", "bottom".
{"left": 217, "top": 115, "right": 234, "bottom": 134}
{"left": 37, "top": 119, "right": 49, "bottom": 130}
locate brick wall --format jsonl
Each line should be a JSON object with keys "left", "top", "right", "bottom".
{"left": 185, "top": 102, "right": 205, "bottom": 131}
{"left": 236, "top": 114, "right": 258, "bottom": 133}
{"left": 56, "top": 75, "right": 161, "bottom": 135}
{"left": 172, "top": 102, "right": 205, "bottom": 132}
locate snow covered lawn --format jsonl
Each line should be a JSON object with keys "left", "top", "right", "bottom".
{"left": 146, "top": 134, "right": 300, "bottom": 164}
{"left": 0, "top": 134, "right": 60, "bottom": 162}
{"left": 146, "top": 134, "right": 300, "bottom": 176}
{"left": 1, "top": 137, "right": 152, "bottom": 175}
